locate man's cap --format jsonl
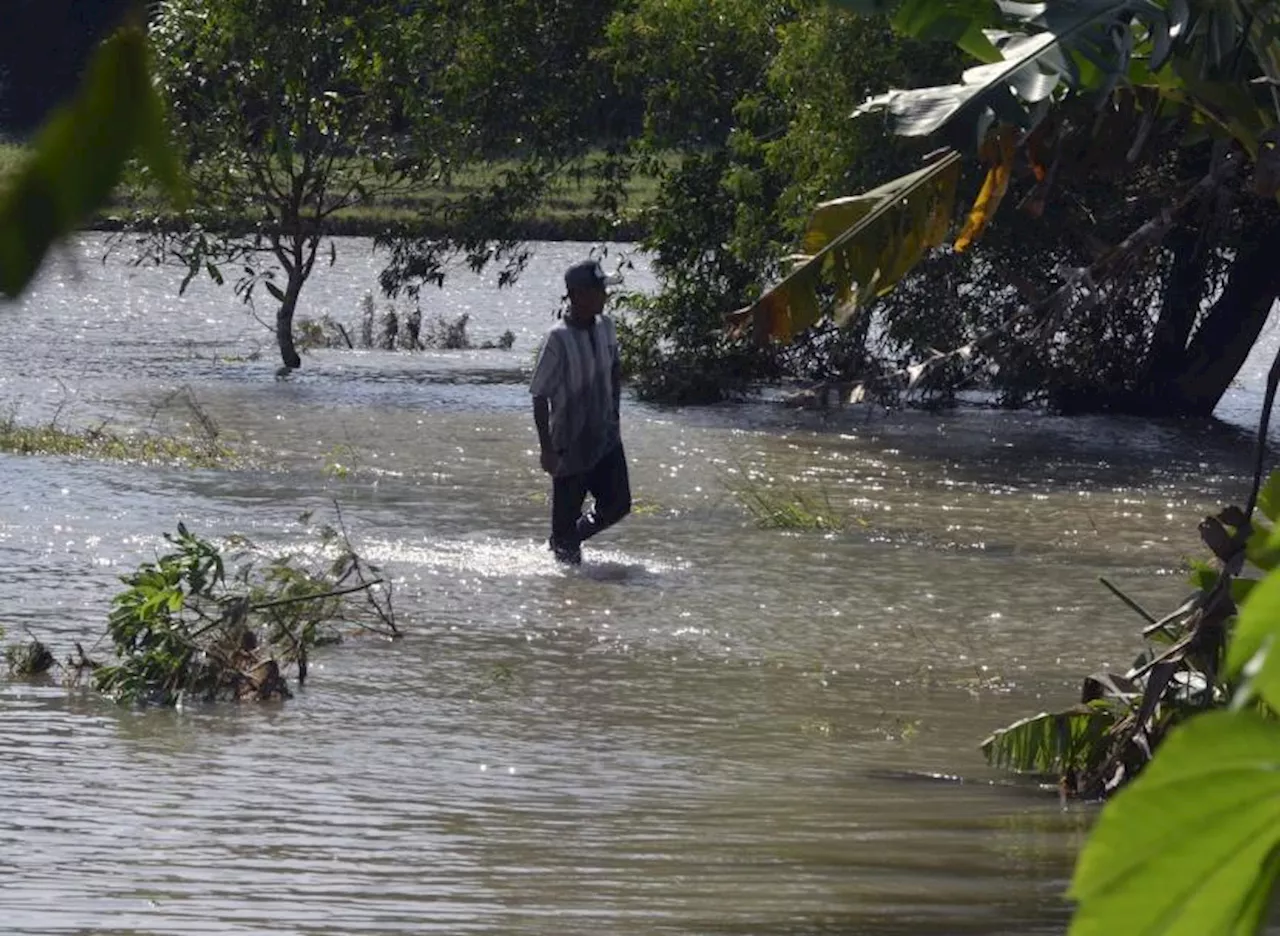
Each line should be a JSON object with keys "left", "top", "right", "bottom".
{"left": 565, "top": 260, "right": 623, "bottom": 291}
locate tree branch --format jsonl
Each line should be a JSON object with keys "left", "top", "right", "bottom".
{"left": 250, "top": 578, "right": 385, "bottom": 613}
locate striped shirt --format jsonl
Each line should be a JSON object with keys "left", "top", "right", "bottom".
{"left": 530, "top": 315, "right": 620, "bottom": 476}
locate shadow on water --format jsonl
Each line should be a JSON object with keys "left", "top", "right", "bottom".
{"left": 574, "top": 556, "right": 674, "bottom": 585}
{"left": 657, "top": 397, "right": 1259, "bottom": 493}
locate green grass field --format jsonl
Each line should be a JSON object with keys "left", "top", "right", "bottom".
{"left": 0, "top": 143, "right": 663, "bottom": 238}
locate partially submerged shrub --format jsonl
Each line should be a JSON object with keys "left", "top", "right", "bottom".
{"left": 0, "top": 413, "right": 232, "bottom": 467}
{"left": 420, "top": 312, "right": 471, "bottom": 350}
{"left": 379, "top": 309, "right": 399, "bottom": 349}
{"left": 343, "top": 294, "right": 498, "bottom": 353}
{"left": 360, "top": 293, "right": 376, "bottom": 347}
{"left": 5, "top": 637, "right": 54, "bottom": 676}
{"left": 295, "top": 315, "right": 355, "bottom": 351}
{"left": 480, "top": 329, "right": 516, "bottom": 350}
{"left": 400, "top": 307, "right": 423, "bottom": 350}
{"left": 85, "top": 512, "right": 398, "bottom": 706}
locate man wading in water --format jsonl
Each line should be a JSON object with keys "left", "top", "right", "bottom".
{"left": 531, "top": 260, "right": 631, "bottom": 565}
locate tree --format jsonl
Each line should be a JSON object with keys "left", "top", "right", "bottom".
{"left": 132, "top": 0, "right": 635, "bottom": 365}
{"left": 127, "top": 0, "right": 464, "bottom": 371}
{"left": 607, "top": 0, "right": 961, "bottom": 402}
{"left": 733, "top": 0, "right": 1280, "bottom": 416}
{"left": 375, "top": 0, "right": 636, "bottom": 301}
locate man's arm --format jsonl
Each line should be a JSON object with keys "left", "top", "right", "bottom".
{"left": 533, "top": 395, "right": 555, "bottom": 474}
{"left": 530, "top": 334, "right": 560, "bottom": 474}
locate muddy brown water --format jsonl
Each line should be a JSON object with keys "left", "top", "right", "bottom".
{"left": 0, "top": 236, "right": 1275, "bottom": 934}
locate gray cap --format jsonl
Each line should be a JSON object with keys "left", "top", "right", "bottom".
{"left": 565, "top": 260, "right": 624, "bottom": 291}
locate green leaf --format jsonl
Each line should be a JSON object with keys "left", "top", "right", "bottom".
{"left": 1232, "top": 577, "right": 1259, "bottom": 605}
{"left": 265, "top": 281, "right": 286, "bottom": 303}
{"left": 1188, "top": 558, "right": 1219, "bottom": 592}
{"left": 1247, "top": 524, "right": 1280, "bottom": 572}
{"left": 854, "top": 0, "right": 1174, "bottom": 141}
{"left": 0, "top": 26, "right": 185, "bottom": 298}
{"left": 1259, "top": 472, "right": 1280, "bottom": 524}
{"left": 1226, "top": 566, "right": 1280, "bottom": 710}
{"left": 1069, "top": 710, "right": 1280, "bottom": 935}
{"left": 891, "top": 0, "right": 1003, "bottom": 62}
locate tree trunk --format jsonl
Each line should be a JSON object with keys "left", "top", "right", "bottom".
{"left": 1139, "top": 224, "right": 1210, "bottom": 390}
{"left": 276, "top": 271, "right": 304, "bottom": 370}
{"left": 1167, "top": 214, "right": 1280, "bottom": 416}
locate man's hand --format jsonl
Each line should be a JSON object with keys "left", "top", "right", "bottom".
{"left": 540, "top": 449, "right": 558, "bottom": 475}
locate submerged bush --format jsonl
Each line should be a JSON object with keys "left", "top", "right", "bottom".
{"left": 5, "top": 636, "right": 54, "bottom": 676}
{"left": 480, "top": 329, "right": 516, "bottom": 350}
{"left": 0, "top": 413, "right": 233, "bottom": 467}
{"left": 420, "top": 311, "right": 471, "bottom": 350}
{"left": 312, "top": 293, "right": 499, "bottom": 352}
{"left": 82, "top": 513, "right": 399, "bottom": 706}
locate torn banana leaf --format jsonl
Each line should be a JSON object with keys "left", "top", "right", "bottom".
{"left": 728, "top": 152, "right": 961, "bottom": 344}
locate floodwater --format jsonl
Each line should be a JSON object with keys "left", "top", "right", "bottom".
{"left": 0, "top": 236, "right": 1272, "bottom": 935}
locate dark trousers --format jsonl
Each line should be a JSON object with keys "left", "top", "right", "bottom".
{"left": 551, "top": 443, "right": 631, "bottom": 549}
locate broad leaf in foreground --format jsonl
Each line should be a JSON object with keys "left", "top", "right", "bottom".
{"left": 1069, "top": 710, "right": 1280, "bottom": 935}
{"left": 1227, "top": 563, "right": 1280, "bottom": 711}
{"left": 0, "top": 26, "right": 185, "bottom": 298}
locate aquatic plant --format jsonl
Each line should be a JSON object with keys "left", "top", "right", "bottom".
{"left": 80, "top": 509, "right": 398, "bottom": 706}
{"left": 0, "top": 413, "right": 234, "bottom": 468}
{"left": 728, "top": 472, "right": 849, "bottom": 532}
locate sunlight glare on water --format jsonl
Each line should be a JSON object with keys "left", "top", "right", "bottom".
{"left": 0, "top": 236, "right": 1274, "bottom": 934}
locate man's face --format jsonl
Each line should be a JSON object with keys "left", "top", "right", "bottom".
{"left": 568, "top": 285, "right": 606, "bottom": 320}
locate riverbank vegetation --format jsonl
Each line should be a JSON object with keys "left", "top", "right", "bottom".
{"left": 982, "top": 486, "right": 1272, "bottom": 801}
{"left": 1057, "top": 469, "right": 1280, "bottom": 933}
{"left": 722, "top": 0, "right": 1280, "bottom": 419}
{"left": 293, "top": 293, "right": 515, "bottom": 353}
{"left": 0, "top": 412, "right": 234, "bottom": 467}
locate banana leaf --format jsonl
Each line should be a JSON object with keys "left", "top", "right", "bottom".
{"left": 981, "top": 703, "right": 1118, "bottom": 774}
{"left": 854, "top": 0, "right": 1181, "bottom": 145}
{"left": 727, "top": 152, "right": 961, "bottom": 343}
